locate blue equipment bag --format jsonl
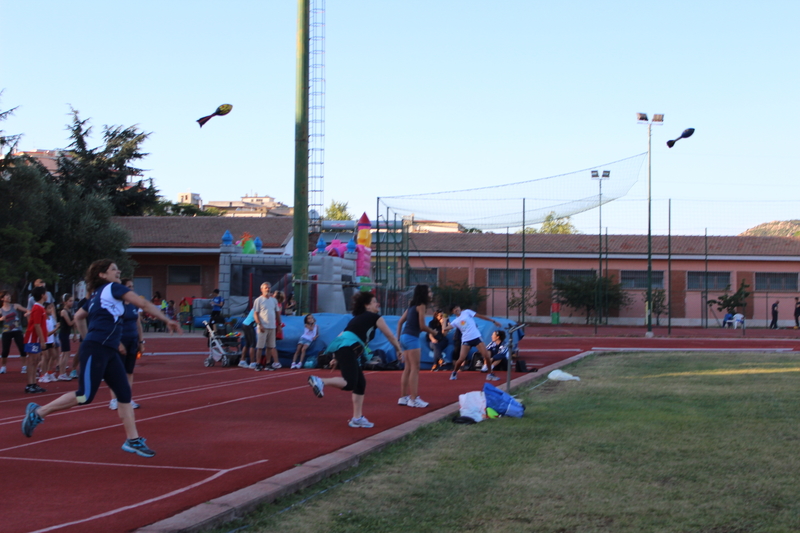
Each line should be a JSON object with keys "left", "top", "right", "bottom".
{"left": 483, "top": 383, "right": 525, "bottom": 418}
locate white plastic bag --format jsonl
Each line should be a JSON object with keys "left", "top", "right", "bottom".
{"left": 458, "top": 391, "right": 486, "bottom": 422}
{"left": 548, "top": 369, "right": 580, "bottom": 381}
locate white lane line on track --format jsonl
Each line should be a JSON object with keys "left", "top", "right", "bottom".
{"left": 518, "top": 348, "right": 582, "bottom": 352}
{"left": 0, "top": 383, "right": 310, "bottom": 453}
{"left": 0, "top": 455, "right": 220, "bottom": 471}
{"left": 591, "top": 347, "right": 795, "bottom": 352}
{"left": 26, "top": 459, "right": 269, "bottom": 533}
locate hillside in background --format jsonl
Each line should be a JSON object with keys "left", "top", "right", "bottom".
{"left": 740, "top": 220, "right": 800, "bottom": 237}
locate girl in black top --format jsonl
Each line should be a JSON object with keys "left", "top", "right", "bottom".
{"left": 308, "top": 292, "right": 402, "bottom": 428}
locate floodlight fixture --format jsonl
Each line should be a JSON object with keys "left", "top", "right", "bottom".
{"left": 652, "top": 114, "right": 664, "bottom": 123}
{"left": 591, "top": 170, "right": 599, "bottom": 178}
{"left": 602, "top": 170, "right": 610, "bottom": 178}
{"left": 637, "top": 113, "right": 649, "bottom": 122}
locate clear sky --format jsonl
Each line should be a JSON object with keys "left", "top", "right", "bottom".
{"left": 2, "top": 0, "right": 798, "bottom": 236}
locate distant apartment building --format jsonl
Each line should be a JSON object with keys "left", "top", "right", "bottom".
{"left": 178, "top": 191, "right": 203, "bottom": 208}
{"left": 204, "top": 194, "right": 294, "bottom": 218}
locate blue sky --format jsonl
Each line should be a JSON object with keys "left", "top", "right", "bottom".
{"left": 2, "top": 0, "right": 798, "bottom": 236}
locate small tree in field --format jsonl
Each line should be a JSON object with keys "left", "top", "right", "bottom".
{"left": 642, "top": 288, "right": 667, "bottom": 326}
{"left": 552, "top": 275, "right": 631, "bottom": 324}
{"left": 707, "top": 281, "right": 751, "bottom": 314}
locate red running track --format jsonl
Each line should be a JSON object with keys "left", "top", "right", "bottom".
{"left": 0, "top": 332, "right": 797, "bottom": 533}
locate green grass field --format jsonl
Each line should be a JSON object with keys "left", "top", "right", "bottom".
{"left": 211, "top": 351, "right": 800, "bottom": 533}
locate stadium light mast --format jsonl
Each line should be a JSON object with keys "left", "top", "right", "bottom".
{"left": 591, "top": 170, "right": 610, "bottom": 331}
{"left": 637, "top": 113, "right": 663, "bottom": 337}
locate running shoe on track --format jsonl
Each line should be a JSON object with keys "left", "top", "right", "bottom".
{"left": 308, "top": 375, "right": 324, "bottom": 398}
{"left": 238, "top": 360, "right": 248, "bottom": 368}
{"left": 348, "top": 416, "right": 374, "bottom": 428}
{"left": 122, "top": 437, "right": 156, "bottom": 458}
{"left": 0, "top": 365, "right": 5, "bottom": 374}
{"left": 22, "top": 402, "right": 43, "bottom": 437}
{"left": 132, "top": 400, "right": 140, "bottom": 409}
{"left": 486, "top": 373, "right": 500, "bottom": 381}
{"left": 109, "top": 399, "right": 118, "bottom": 410}
{"left": 397, "top": 395, "right": 409, "bottom": 406}
{"left": 25, "top": 384, "right": 46, "bottom": 393}
{"left": 57, "top": 373, "right": 71, "bottom": 381}
{"left": 450, "top": 371, "right": 458, "bottom": 381}
{"left": 69, "top": 369, "right": 78, "bottom": 379}
{"left": 407, "top": 397, "right": 429, "bottom": 408}
{"left": 271, "top": 362, "right": 282, "bottom": 369}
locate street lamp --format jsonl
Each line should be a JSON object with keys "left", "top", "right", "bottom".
{"left": 592, "top": 170, "right": 610, "bottom": 329}
{"left": 637, "top": 113, "right": 663, "bottom": 337}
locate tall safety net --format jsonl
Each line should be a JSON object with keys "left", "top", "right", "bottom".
{"left": 380, "top": 153, "right": 647, "bottom": 231}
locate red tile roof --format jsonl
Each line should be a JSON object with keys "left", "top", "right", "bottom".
{"left": 112, "top": 217, "right": 294, "bottom": 249}
{"left": 407, "top": 233, "right": 800, "bottom": 256}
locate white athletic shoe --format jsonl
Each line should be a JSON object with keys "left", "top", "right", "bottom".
{"left": 37, "top": 374, "right": 50, "bottom": 384}
{"left": 109, "top": 398, "right": 118, "bottom": 410}
{"left": 348, "top": 416, "right": 374, "bottom": 428}
{"left": 271, "top": 362, "right": 282, "bottom": 369}
{"left": 21, "top": 366, "right": 27, "bottom": 373}
{"left": 131, "top": 400, "right": 140, "bottom": 409}
{"left": 480, "top": 364, "right": 489, "bottom": 373}
{"left": 57, "top": 373, "right": 71, "bottom": 381}
{"left": 248, "top": 362, "right": 257, "bottom": 369}
{"left": 397, "top": 395, "right": 409, "bottom": 406}
{"left": 407, "top": 397, "right": 429, "bottom": 408}
{"left": 0, "top": 366, "right": 5, "bottom": 374}
{"left": 238, "top": 360, "right": 248, "bottom": 368}
{"left": 486, "top": 373, "right": 500, "bottom": 381}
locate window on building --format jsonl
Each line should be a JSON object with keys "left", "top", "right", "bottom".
{"left": 408, "top": 268, "right": 438, "bottom": 286}
{"left": 488, "top": 269, "right": 530, "bottom": 287}
{"left": 755, "top": 272, "right": 798, "bottom": 292}
{"left": 621, "top": 270, "right": 664, "bottom": 289}
{"left": 168, "top": 266, "right": 202, "bottom": 285}
{"left": 687, "top": 271, "right": 731, "bottom": 291}
{"left": 553, "top": 269, "right": 596, "bottom": 284}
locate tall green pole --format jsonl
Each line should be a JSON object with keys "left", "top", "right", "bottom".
{"left": 293, "top": 0, "right": 310, "bottom": 312}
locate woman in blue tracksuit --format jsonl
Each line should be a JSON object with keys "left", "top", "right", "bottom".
{"left": 22, "top": 259, "right": 181, "bottom": 457}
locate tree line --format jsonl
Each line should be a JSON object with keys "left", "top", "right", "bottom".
{"left": 0, "top": 101, "right": 216, "bottom": 297}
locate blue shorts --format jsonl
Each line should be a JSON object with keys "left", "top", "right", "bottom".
{"left": 462, "top": 337, "right": 482, "bottom": 348}
{"left": 24, "top": 342, "right": 41, "bottom": 355}
{"left": 400, "top": 333, "right": 420, "bottom": 350}
{"left": 76, "top": 340, "right": 131, "bottom": 405}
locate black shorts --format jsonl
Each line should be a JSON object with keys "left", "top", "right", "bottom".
{"left": 335, "top": 344, "right": 366, "bottom": 396}
{"left": 59, "top": 332, "right": 71, "bottom": 352}
{"left": 210, "top": 310, "right": 223, "bottom": 325}
{"left": 462, "top": 337, "right": 482, "bottom": 347}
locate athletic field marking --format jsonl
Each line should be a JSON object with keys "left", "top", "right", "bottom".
{"left": 591, "top": 347, "right": 795, "bottom": 352}
{"left": 518, "top": 348, "right": 582, "bottom": 353}
{"left": 26, "top": 459, "right": 269, "bottom": 533}
{"left": 640, "top": 367, "right": 800, "bottom": 379}
{"left": 0, "top": 384, "right": 310, "bottom": 453}
{"left": 0, "top": 455, "right": 220, "bottom": 471}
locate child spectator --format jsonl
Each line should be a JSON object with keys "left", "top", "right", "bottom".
{"left": 482, "top": 330, "right": 509, "bottom": 372}
{"left": 57, "top": 294, "right": 75, "bottom": 381}
{"left": 38, "top": 302, "right": 60, "bottom": 383}
{"left": 210, "top": 289, "right": 224, "bottom": 332}
{"left": 428, "top": 309, "right": 452, "bottom": 371}
{"left": 1, "top": 290, "right": 28, "bottom": 375}
{"left": 238, "top": 307, "right": 257, "bottom": 369}
{"left": 291, "top": 314, "right": 319, "bottom": 369}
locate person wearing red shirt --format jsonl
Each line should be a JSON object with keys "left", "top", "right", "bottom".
{"left": 23, "top": 286, "right": 48, "bottom": 394}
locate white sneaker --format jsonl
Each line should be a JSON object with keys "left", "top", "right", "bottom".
{"left": 271, "top": 362, "right": 282, "bottom": 369}
{"left": 348, "top": 416, "right": 374, "bottom": 428}
{"left": 46, "top": 373, "right": 57, "bottom": 382}
{"left": 407, "top": 397, "right": 429, "bottom": 408}
{"left": 486, "top": 373, "right": 500, "bottom": 381}
{"left": 249, "top": 362, "right": 257, "bottom": 369}
{"left": 0, "top": 366, "right": 5, "bottom": 374}
{"left": 238, "top": 360, "right": 248, "bottom": 368}
{"left": 131, "top": 400, "right": 140, "bottom": 409}
{"left": 58, "top": 373, "right": 71, "bottom": 381}
{"left": 38, "top": 374, "right": 50, "bottom": 383}
{"left": 480, "top": 364, "right": 489, "bottom": 373}
{"left": 397, "top": 395, "right": 410, "bottom": 406}
{"left": 109, "top": 399, "right": 118, "bottom": 410}
{"left": 21, "top": 366, "right": 27, "bottom": 373}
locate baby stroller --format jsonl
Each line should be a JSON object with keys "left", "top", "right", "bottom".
{"left": 203, "top": 321, "right": 242, "bottom": 367}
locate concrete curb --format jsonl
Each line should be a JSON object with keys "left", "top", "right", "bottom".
{"left": 136, "top": 353, "right": 594, "bottom": 533}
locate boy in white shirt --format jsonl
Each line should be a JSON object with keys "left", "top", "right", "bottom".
{"left": 448, "top": 304, "right": 501, "bottom": 381}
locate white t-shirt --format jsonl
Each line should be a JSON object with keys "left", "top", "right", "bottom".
{"left": 300, "top": 324, "right": 318, "bottom": 343}
{"left": 252, "top": 296, "right": 280, "bottom": 329}
{"left": 46, "top": 315, "right": 57, "bottom": 343}
{"left": 451, "top": 309, "right": 481, "bottom": 342}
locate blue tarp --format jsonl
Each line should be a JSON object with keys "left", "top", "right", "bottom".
{"left": 263, "top": 313, "right": 523, "bottom": 369}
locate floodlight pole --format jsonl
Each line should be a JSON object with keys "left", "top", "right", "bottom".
{"left": 293, "top": 0, "right": 311, "bottom": 313}
{"left": 591, "top": 170, "right": 610, "bottom": 331}
{"left": 638, "top": 113, "right": 663, "bottom": 338}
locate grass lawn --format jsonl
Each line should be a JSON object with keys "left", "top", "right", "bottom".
{"left": 210, "top": 351, "right": 800, "bottom": 533}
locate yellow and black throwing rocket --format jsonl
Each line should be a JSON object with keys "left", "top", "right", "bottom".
{"left": 197, "top": 104, "right": 232, "bottom": 128}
